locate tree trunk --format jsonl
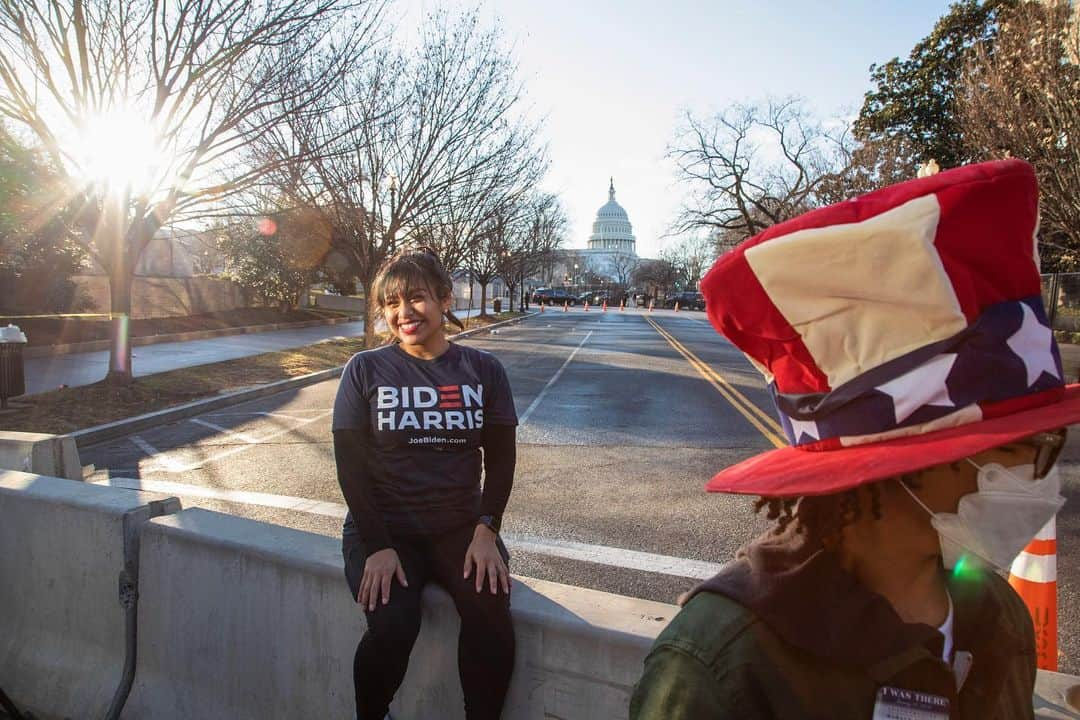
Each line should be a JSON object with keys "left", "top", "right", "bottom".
{"left": 506, "top": 283, "right": 516, "bottom": 312}
{"left": 362, "top": 277, "right": 377, "bottom": 347}
{"left": 105, "top": 263, "right": 134, "bottom": 386}
{"left": 479, "top": 282, "right": 488, "bottom": 317}
{"left": 466, "top": 273, "right": 474, "bottom": 322}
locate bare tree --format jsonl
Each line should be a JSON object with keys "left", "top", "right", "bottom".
{"left": 662, "top": 234, "right": 715, "bottom": 289}
{"left": 669, "top": 97, "right": 854, "bottom": 246}
{"left": 465, "top": 220, "right": 504, "bottom": 317}
{"left": 608, "top": 251, "right": 640, "bottom": 287}
{"left": 0, "top": 0, "right": 380, "bottom": 382}
{"left": 496, "top": 192, "right": 567, "bottom": 310}
{"left": 254, "top": 9, "right": 546, "bottom": 342}
{"left": 958, "top": 0, "right": 1080, "bottom": 271}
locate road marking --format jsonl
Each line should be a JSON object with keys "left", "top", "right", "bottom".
{"left": 189, "top": 418, "right": 260, "bottom": 444}
{"left": 503, "top": 534, "right": 723, "bottom": 579}
{"left": 128, "top": 436, "right": 190, "bottom": 472}
{"left": 205, "top": 409, "right": 333, "bottom": 419}
{"left": 518, "top": 330, "right": 593, "bottom": 426}
{"left": 136, "top": 409, "right": 333, "bottom": 473}
{"left": 646, "top": 317, "right": 786, "bottom": 448}
{"left": 96, "top": 477, "right": 347, "bottom": 517}
{"left": 92, "top": 477, "right": 722, "bottom": 580}
{"left": 129, "top": 435, "right": 160, "bottom": 456}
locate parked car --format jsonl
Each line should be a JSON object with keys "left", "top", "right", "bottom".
{"left": 578, "top": 290, "right": 609, "bottom": 305}
{"left": 666, "top": 291, "right": 706, "bottom": 310}
{"left": 531, "top": 287, "right": 579, "bottom": 306}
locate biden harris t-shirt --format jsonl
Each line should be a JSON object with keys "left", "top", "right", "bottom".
{"left": 333, "top": 342, "right": 518, "bottom": 536}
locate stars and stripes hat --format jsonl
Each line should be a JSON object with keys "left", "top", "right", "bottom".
{"left": 700, "top": 159, "right": 1078, "bottom": 497}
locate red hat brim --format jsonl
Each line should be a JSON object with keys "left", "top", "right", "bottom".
{"left": 706, "top": 383, "right": 1080, "bottom": 497}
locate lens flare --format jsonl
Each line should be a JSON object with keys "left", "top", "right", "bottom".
{"left": 75, "top": 108, "right": 160, "bottom": 194}
{"left": 258, "top": 218, "right": 278, "bottom": 236}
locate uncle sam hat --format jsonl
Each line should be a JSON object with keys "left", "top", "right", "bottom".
{"left": 700, "top": 159, "right": 1079, "bottom": 498}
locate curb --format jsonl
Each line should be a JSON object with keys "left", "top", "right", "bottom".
{"left": 71, "top": 312, "right": 537, "bottom": 449}
{"left": 24, "top": 315, "right": 362, "bottom": 359}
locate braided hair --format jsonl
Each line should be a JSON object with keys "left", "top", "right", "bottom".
{"left": 753, "top": 470, "right": 934, "bottom": 545}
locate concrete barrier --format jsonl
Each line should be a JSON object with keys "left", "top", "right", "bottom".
{"left": 124, "top": 507, "right": 673, "bottom": 720}
{"left": 0, "top": 471, "right": 180, "bottom": 720}
{"left": 0, "top": 431, "right": 83, "bottom": 480}
{"left": 2, "top": 476, "right": 1078, "bottom": 719}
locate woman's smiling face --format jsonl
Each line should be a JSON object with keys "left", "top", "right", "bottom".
{"left": 383, "top": 283, "right": 451, "bottom": 358}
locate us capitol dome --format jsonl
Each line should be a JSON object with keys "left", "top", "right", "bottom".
{"left": 588, "top": 178, "right": 636, "bottom": 255}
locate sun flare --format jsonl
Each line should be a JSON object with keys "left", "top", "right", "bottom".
{"left": 74, "top": 108, "right": 162, "bottom": 195}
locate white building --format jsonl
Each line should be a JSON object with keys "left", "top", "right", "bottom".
{"left": 588, "top": 178, "right": 636, "bottom": 254}
{"left": 546, "top": 179, "right": 640, "bottom": 287}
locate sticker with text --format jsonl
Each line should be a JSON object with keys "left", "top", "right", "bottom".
{"left": 871, "top": 686, "right": 950, "bottom": 720}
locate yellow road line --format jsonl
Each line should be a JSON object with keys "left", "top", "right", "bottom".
{"left": 653, "top": 319, "right": 785, "bottom": 436}
{"left": 646, "top": 317, "right": 787, "bottom": 448}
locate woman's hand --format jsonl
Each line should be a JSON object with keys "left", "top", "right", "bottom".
{"left": 359, "top": 547, "right": 408, "bottom": 611}
{"left": 463, "top": 524, "right": 510, "bottom": 594}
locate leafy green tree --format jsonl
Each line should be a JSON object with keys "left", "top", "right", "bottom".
{"left": 855, "top": 0, "right": 1015, "bottom": 169}
{"left": 216, "top": 209, "right": 330, "bottom": 310}
{"left": 0, "top": 127, "right": 89, "bottom": 313}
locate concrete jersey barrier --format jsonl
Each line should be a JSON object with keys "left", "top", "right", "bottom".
{"left": 0, "top": 431, "right": 82, "bottom": 480}
{"left": 1, "top": 475, "right": 1078, "bottom": 719}
{"left": 124, "top": 507, "right": 673, "bottom": 720}
{"left": 0, "top": 471, "right": 180, "bottom": 720}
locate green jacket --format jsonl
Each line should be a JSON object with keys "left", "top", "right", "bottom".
{"left": 631, "top": 526, "right": 1036, "bottom": 720}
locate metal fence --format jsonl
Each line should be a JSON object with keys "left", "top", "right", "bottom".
{"left": 1042, "top": 273, "right": 1080, "bottom": 333}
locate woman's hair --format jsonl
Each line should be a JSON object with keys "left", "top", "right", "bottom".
{"left": 754, "top": 469, "right": 933, "bottom": 545}
{"left": 371, "top": 246, "right": 464, "bottom": 331}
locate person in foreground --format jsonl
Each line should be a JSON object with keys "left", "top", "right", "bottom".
{"left": 332, "top": 247, "right": 518, "bottom": 720}
{"left": 630, "top": 159, "right": 1078, "bottom": 719}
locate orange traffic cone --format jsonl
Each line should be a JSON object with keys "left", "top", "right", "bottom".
{"left": 602, "top": 301, "right": 608, "bottom": 312}
{"left": 584, "top": 302, "right": 589, "bottom": 312}
{"left": 563, "top": 301, "right": 568, "bottom": 312}
{"left": 620, "top": 300, "right": 625, "bottom": 311}
{"left": 674, "top": 301, "right": 680, "bottom": 312}
{"left": 1009, "top": 517, "right": 1058, "bottom": 670}
{"left": 648, "top": 300, "right": 654, "bottom": 312}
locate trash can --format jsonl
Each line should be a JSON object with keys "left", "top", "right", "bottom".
{"left": 492, "top": 298, "right": 502, "bottom": 313}
{"left": 0, "top": 324, "right": 27, "bottom": 409}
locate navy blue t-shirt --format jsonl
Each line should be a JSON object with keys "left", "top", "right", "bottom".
{"left": 333, "top": 342, "right": 518, "bottom": 536}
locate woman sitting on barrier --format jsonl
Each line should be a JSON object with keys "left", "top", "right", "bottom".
{"left": 333, "top": 247, "right": 518, "bottom": 720}
{"left": 631, "top": 160, "right": 1077, "bottom": 719}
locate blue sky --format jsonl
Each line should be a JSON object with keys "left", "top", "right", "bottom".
{"left": 398, "top": 0, "right": 957, "bottom": 257}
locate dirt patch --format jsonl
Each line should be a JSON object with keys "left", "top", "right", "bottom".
{"left": 1, "top": 338, "right": 366, "bottom": 435}
{"left": 2, "top": 307, "right": 356, "bottom": 347}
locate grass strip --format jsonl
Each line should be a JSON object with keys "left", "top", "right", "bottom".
{"left": 1, "top": 311, "right": 524, "bottom": 435}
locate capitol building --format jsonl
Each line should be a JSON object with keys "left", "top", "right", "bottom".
{"left": 588, "top": 179, "right": 636, "bottom": 254}
{"left": 543, "top": 179, "right": 640, "bottom": 288}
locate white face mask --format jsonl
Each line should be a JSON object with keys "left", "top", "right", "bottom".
{"left": 902, "top": 462, "right": 1065, "bottom": 571}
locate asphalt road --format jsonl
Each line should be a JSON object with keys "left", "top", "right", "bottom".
{"left": 81, "top": 307, "right": 1080, "bottom": 673}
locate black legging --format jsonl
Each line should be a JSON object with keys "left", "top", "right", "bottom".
{"left": 343, "top": 522, "right": 515, "bottom": 720}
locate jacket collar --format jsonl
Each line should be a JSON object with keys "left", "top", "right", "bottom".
{"left": 687, "top": 522, "right": 1025, "bottom": 668}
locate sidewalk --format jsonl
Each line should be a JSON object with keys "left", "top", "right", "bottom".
{"left": 21, "top": 306, "right": 498, "bottom": 395}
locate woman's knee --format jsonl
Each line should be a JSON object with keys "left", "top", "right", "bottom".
{"left": 455, "top": 591, "right": 513, "bottom": 634}
{"left": 364, "top": 590, "right": 424, "bottom": 646}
